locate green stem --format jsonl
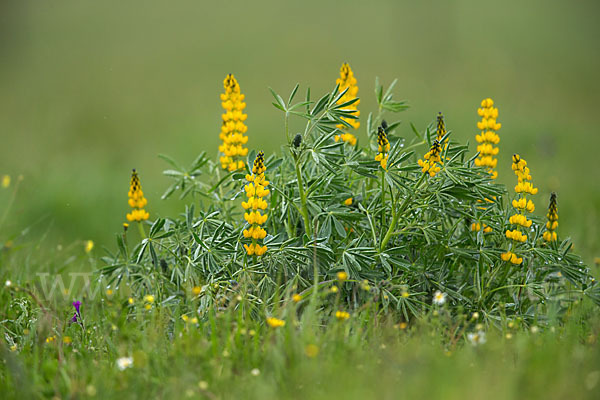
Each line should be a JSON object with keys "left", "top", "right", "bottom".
{"left": 137, "top": 221, "right": 147, "bottom": 239}
{"left": 380, "top": 169, "right": 386, "bottom": 228}
{"left": 294, "top": 154, "right": 312, "bottom": 237}
{"left": 379, "top": 173, "right": 426, "bottom": 252}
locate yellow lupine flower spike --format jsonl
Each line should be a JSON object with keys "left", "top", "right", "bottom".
{"left": 219, "top": 74, "right": 249, "bottom": 171}
{"left": 243, "top": 151, "right": 268, "bottom": 256}
{"left": 543, "top": 192, "right": 558, "bottom": 242}
{"left": 475, "top": 98, "right": 501, "bottom": 179}
{"left": 436, "top": 112, "right": 448, "bottom": 149}
{"left": 418, "top": 140, "right": 442, "bottom": 177}
{"left": 502, "top": 154, "right": 537, "bottom": 265}
{"left": 126, "top": 169, "right": 149, "bottom": 222}
{"left": 375, "top": 126, "right": 390, "bottom": 170}
{"left": 334, "top": 63, "right": 359, "bottom": 145}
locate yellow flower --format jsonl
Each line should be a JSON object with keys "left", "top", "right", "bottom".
{"left": 45, "top": 335, "right": 56, "bottom": 343}
{"left": 266, "top": 317, "right": 285, "bottom": 328}
{"left": 181, "top": 315, "right": 189, "bottom": 322}
{"left": 418, "top": 140, "right": 442, "bottom": 177}
{"left": 126, "top": 169, "right": 149, "bottom": 222}
{"left": 333, "top": 63, "right": 360, "bottom": 146}
{"left": 243, "top": 152, "right": 269, "bottom": 256}
{"left": 304, "top": 344, "right": 319, "bottom": 358}
{"left": 503, "top": 154, "right": 537, "bottom": 263}
{"left": 84, "top": 240, "right": 94, "bottom": 253}
{"left": 192, "top": 286, "right": 202, "bottom": 296}
{"left": 336, "top": 271, "right": 348, "bottom": 281}
{"left": 1, "top": 175, "right": 10, "bottom": 188}
{"left": 330, "top": 286, "right": 339, "bottom": 293}
{"left": 543, "top": 192, "right": 559, "bottom": 242}
{"left": 344, "top": 197, "right": 353, "bottom": 206}
{"left": 128, "top": 297, "right": 134, "bottom": 304}
{"left": 335, "top": 310, "right": 350, "bottom": 321}
{"left": 219, "top": 74, "right": 249, "bottom": 171}
{"left": 143, "top": 294, "right": 155, "bottom": 303}
{"left": 106, "top": 289, "right": 114, "bottom": 296}
{"left": 375, "top": 126, "right": 390, "bottom": 169}
{"left": 63, "top": 336, "right": 72, "bottom": 344}
{"left": 292, "top": 294, "right": 302, "bottom": 303}
{"left": 475, "top": 98, "right": 501, "bottom": 179}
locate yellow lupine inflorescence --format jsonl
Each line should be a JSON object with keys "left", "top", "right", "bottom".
{"left": 418, "top": 140, "right": 442, "bottom": 177}
{"left": 543, "top": 192, "right": 558, "bottom": 242}
{"left": 219, "top": 74, "right": 249, "bottom": 171}
{"left": 375, "top": 126, "right": 390, "bottom": 169}
{"left": 126, "top": 169, "right": 149, "bottom": 222}
{"left": 475, "top": 98, "right": 501, "bottom": 179}
{"left": 334, "top": 63, "right": 359, "bottom": 145}
{"left": 436, "top": 112, "right": 448, "bottom": 149}
{"left": 502, "top": 154, "right": 538, "bottom": 265}
{"left": 243, "top": 151, "right": 269, "bottom": 256}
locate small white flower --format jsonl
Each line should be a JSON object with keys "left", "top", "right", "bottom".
{"left": 530, "top": 325, "right": 539, "bottom": 334}
{"left": 5, "top": 280, "right": 12, "bottom": 287}
{"left": 467, "top": 330, "right": 487, "bottom": 346}
{"left": 116, "top": 356, "right": 133, "bottom": 370}
{"left": 250, "top": 368, "right": 260, "bottom": 376}
{"left": 433, "top": 290, "right": 447, "bottom": 305}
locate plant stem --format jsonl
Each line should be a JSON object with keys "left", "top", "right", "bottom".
{"left": 379, "top": 173, "right": 426, "bottom": 252}
{"left": 294, "top": 154, "right": 312, "bottom": 237}
{"left": 137, "top": 221, "right": 147, "bottom": 239}
{"left": 380, "top": 169, "right": 386, "bottom": 228}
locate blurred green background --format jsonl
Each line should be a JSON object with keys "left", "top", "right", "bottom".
{"left": 1, "top": 0, "right": 598, "bottom": 262}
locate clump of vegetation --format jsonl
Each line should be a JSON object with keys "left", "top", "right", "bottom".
{"left": 99, "top": 64, "right": 598, "bottom": 329}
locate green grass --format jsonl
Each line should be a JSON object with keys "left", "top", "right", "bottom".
{"left": 1, "top": 244, "right": 599, "bottom": 400}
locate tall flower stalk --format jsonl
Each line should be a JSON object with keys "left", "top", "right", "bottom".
{"left": 334, "top": 63, "right": 359, "bottom": 146}
{"left": 502, "top": 154, "right": 537, "bottom": 264}
{"left": 243, "top": 151, "right": 269, "bottom": 256}
{"left": 475, "top": 98, "right": 501, "bottom": 179}
{"left": 543, "top": 192, "right": 558, "bottom": 242}
{"left": 219, "top": 74, "right": 249, "bottom": 171}
{"left": 126, "top": 169, "right": 149, "bottom": 238}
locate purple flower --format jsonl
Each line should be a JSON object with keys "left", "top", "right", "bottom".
{"left": 70, "top": 300, "right": 82, "bottom": 324}
{"left": 73, "top": 301, "right": 81, "bottom": 315}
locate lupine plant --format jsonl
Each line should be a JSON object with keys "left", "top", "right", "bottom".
{"left": 99, "top": 65, "right": 599, "bottom": 330}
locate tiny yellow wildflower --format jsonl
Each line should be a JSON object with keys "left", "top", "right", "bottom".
{"left": 343, "top": 197, "right": 353, "bottom": 206}
{"left": 292, "top": 294, "right": 302, "bottom": 303}
{"left": 2, "top": 175, "right": 10, "bottom": 188}
{"left": 84, "top": 240, "right": 94, "bottom": 253}
{"left": 143, "top": 294, "right": 155, "bottom": 303}
{"left": 266, "top": 317, "right": 285, "bottom": 328}
{"left": 335, "top": 311, "right": 350, "bottom": 321}
{"left": 304, "top": 344, "right": 319, "bottom": 358}
{"left": 192, "top": 286, "right": 202, "bottom": 296}
{"left": 337, "top": 271, "right": 348, "bottom": 281}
